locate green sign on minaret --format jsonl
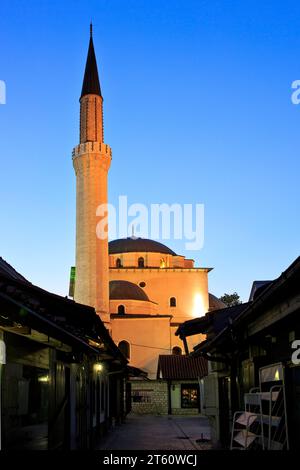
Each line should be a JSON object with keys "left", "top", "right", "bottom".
{"left": 69, "top": 266, "right": 76, "bottom": 298}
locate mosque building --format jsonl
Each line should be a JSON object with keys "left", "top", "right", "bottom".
{"left": 72, "top": 26, "right": 224, "bottom": 383}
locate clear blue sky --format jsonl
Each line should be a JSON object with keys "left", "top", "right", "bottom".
{"left": 0, "top": 0, "right": 299, "bottom": 301}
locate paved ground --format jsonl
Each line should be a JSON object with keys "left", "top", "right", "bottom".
{"left": 98, "top": 414, "right": 212, "bottom": 450}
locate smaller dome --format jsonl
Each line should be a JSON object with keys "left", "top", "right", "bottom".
{"left": 109, "top": 280, "right": 150, "bottom": 302}
{"left": 109, "top": 237, "right": 176, "bottom": 256}
{"left": 209, "top": 293, "right": 226, "bottom": 311}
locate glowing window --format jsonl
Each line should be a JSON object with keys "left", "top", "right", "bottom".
{"left": 181, "top": 385, "right": 199, "bottom": 409}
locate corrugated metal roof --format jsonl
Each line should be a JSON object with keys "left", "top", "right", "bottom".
{"left": 157, "top": 354, "right": 208, "bottom": 380}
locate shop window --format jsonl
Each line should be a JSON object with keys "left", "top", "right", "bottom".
{"left": 181, "top": 384, "right": 199, "bottom": 409}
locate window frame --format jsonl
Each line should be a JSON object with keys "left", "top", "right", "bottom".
{"left": 118, "top": 340, "right": 130, "bottom": 360}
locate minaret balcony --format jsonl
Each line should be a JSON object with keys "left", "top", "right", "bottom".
{"left": 72, "top": 141, "right": 112, "bottom": 159}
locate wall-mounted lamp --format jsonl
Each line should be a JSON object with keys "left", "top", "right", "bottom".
{"left": 94, "top": 363, "right": 103, "bottom": 373}
{"left": 38, "top": 375, "right": 49, "bottom": 383}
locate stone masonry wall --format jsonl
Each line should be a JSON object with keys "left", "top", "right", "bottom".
{"left": 131, "top": 380, "right": 168, "bottom": 415}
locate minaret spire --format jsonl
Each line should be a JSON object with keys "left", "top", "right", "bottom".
{"left": 81, "top": 25, "right": 102, "bottom": 98}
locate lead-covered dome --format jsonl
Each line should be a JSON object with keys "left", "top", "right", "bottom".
{"left": 109, "top": 280, "right": 150, "bottom": 302}
{"left": 109, "top": 237, "right": 176, "bottom": 256}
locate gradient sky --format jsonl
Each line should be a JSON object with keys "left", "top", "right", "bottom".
{"left": 0, "top": 0, "right": 299, "bottom": 302}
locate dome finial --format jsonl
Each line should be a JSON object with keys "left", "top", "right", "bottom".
{"left": 130, "top": 225, "right": 137, "bottom": 240}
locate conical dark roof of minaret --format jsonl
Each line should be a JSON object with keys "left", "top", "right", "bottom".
{"left": 81, "top": 24, "right": 102, "bottom": 98}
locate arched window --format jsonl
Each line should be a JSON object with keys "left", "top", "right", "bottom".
{"left": 116, "top": 258, "right": 122, "bottom": 268}
{"left": 118, "top": 340, "right": 130, "bottom": 360}
{"left": 118, "top": 305, "right": 125, "bottom": 315}
{"left": 160, "top": 258, "right": 166, "bottom": 268}
{"left": 172, "top": 346, "right": 182, "bottom": 356}
{"left": 138, "top": 257, "right": 145, "bottom": 268}
{"left": 170, "top": 297, "right": 176, "bottom": 307}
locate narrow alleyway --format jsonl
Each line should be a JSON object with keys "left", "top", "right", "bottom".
{"left": 98, "top": 414, "right": 211, "bottom": 450}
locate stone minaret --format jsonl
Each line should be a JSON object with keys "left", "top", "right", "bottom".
{"left": 73, "top": 25, "right": 111, "bottom": 325}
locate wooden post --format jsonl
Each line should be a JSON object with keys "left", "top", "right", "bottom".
{"left": 182, "top": 336, "right": 189, "bottom": 355}
{"left": 167, "top": 380, "right": 172, "bottom": 415}
{"left": 230, "top": 355, "right": 239, "bottom": 413}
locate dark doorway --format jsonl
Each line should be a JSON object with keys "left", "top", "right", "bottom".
{"left": 218, "top": 376, "right": 230, "bottom": 447}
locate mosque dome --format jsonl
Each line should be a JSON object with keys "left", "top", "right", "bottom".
{"left": 109, "top": 237, "right": 176, "bottom": 256}
{"left": 109, "top": 280, "right": 150, "bottom": 302}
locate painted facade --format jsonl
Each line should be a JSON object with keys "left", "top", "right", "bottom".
{"left": 108, "top": 242, "right": 211, "bottom": 378}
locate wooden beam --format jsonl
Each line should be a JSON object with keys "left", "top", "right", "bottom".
{"left": 182, "top": 335, "right": 189, "bottom": 355}
{"left": 248, "top": 294, "right": 300, "bottom": 336}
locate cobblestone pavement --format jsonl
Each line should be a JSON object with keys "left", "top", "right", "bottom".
{"left": 97, "top": 414, "right": 212, "bottom": 450}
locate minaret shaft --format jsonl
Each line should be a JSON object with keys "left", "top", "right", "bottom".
{"left": 80, "top": 94, "right": 104, "bottom": 143}
{"left": 73, "top": 28, "right": 111, "bottom": 325}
